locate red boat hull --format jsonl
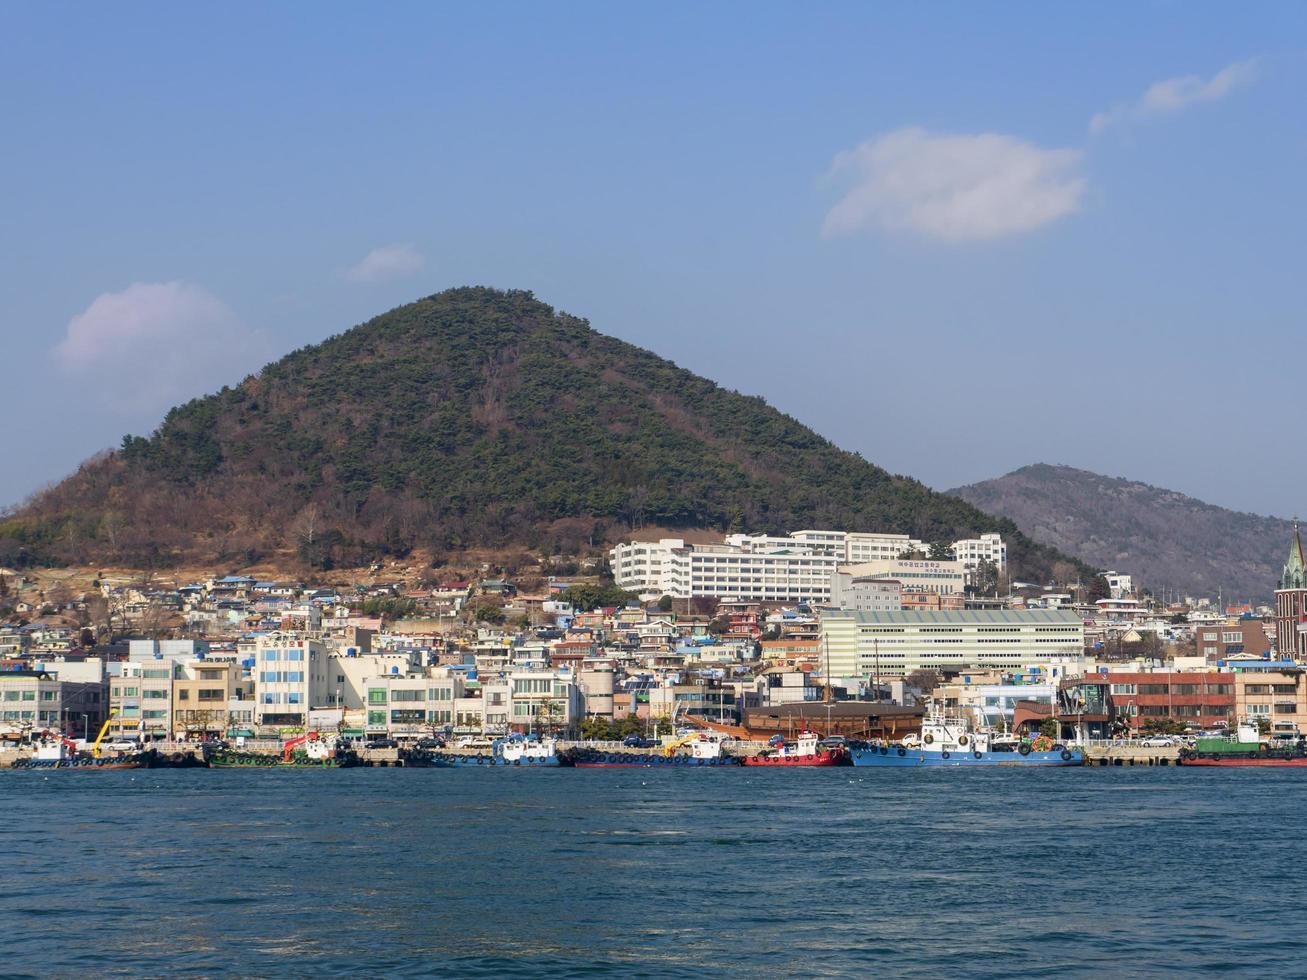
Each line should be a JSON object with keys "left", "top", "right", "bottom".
{"left": 742, "top": 750, "right": 847, "bottom": 767}
{"left": 1182, "top": 757, "right": 1307, "bottom": 767}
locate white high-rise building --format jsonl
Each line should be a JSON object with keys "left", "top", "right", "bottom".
{"left": 950, "top": 533, "right": 1008, "bottom": 573}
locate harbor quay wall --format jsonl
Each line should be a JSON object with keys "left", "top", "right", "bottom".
{"left": 1080, "top": 743, "right": 1181, "bottom": 767}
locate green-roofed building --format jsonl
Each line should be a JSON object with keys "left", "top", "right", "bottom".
{"left": 819, "top": 608, "right": 1084, "bottom": 679}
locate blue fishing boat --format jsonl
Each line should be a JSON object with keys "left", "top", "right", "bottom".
{"left": 849, "top": 714, "right": 1082, "bottom": 767}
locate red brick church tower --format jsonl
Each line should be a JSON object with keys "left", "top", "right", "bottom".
{"left": 1274, "top": 522, "right": 1307, "bottom": 658}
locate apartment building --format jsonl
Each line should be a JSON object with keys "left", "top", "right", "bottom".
{"left": 827, "top": 573, "right": 902, "bottom": 612}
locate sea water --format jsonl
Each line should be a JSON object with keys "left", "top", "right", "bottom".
{"left": 1, "top": 767, "right": 1300, "bottom": 977}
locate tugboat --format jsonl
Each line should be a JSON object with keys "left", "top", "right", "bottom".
{"left": 848, "top": 713, "right": 1081, "bottom": 767}
{"left": 207, "top": 731, "right": 359, "bottom": 768}
{"left": 742, "top": 731, "right": 849, "bottom": 767}
{"left": 571, "top": 731, "right": 742, "bottom": 768}
{"left": 436, "top": 731, "right": 569, "bottom": 773}
{"left": 11, "top": 730, "right": 152, "bottom": 770}
{"left": 1179, "top": 723, "right": 1307, "bottom": 766}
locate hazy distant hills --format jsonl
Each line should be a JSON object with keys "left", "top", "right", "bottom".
{"left": 0, "top": 287, "right": 1081, "bottom": 579}
{"left": 950, "top": 464, "right": 1290, "bottom": 601}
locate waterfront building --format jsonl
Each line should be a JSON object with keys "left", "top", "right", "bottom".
{"left": 0, "top": 669, "right": 105, "bottom": 737}
{"left": 1232, "top": 666, "right": 1307, "bottom": 735}
{"left": 1100, "top": 670, "right": 1235, "bottom": 731}
{"left": 253, "top": 635, "right": 328, "bottom": 728}
{"left": 172, "top": 659, "right": 245, "bottom": 738}
{"left": 1274, "top": 524, "right": 1307, "bottom": 659}
{"left": 109, "top": 659, "right": 178, "bottom": 738}
{"left": 819, "top": 608, "right": 1084, "bottom": 679}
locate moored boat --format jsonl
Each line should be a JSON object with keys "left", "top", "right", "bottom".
{"left": 1179, "top": 724, "right": 1307, "bottom": 766}
{"left": 572, "top": 731, "right": 742, "bottom": 768}
{"left": 742, "top": 731, "right": 848, "bottom": 767}
{"left": 430, "top": 734, "right": 570, "bottom": 768}
{"left": 207, "top": 731, "right": 360, "bottom": 768}
{"left": 849, "top": 714, "right": 1081, "bottom": 767}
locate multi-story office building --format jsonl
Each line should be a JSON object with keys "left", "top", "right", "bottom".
{"left": 253, "top": 635, "right": 328, "bottom": 728}
{"left": 820, "top": 608, "right": 1084, "bottom": 679}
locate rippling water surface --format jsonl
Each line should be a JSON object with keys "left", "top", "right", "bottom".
{"left": 1, "top": 767, "right": 1302, "bottom": 977}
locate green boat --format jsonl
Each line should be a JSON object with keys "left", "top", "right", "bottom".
{"left": 207, "top": 732, "right": 360, "bottom": 768}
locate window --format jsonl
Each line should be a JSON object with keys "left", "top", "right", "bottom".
{"left": 1247, "top": 703, "right": 1271, "bottom": 716}
{"left": 143, "top": 689, "right": 169, "bottom": 700}
{"left": 1246, "top": 685, "right": 1272, "bottom": 695}
{"left": 282, "top": 672, "right": 304, "bottom": 683}
{"left": 143, "top": 710, "right": 167, "bottom": 720}
{"left": 391, "top": 709, "right": 424, "bottom": 723}
{"left": 284, "top": 650, "right": 304, "bottom": 662}
{"left": 262, "top": 651, "right": 277, "bottom": 662}
{"left": 39, "top": 691, "right": 56, "bottom": 701}
{"left": 261, "top": 693, "right": 281, "bottom": 705}
{"left": 21, "top": 691, "right": 34, "bottom": 701}
{"left": 1110, "top": 684, "right": 1136, "bottom": 695}
{"left": 368, "top": 710, "right": 387, "bottom": 725}
{"left": 392, "top": 690, "right": 423, "bottom": 702}
{"left": 178, "top": 690, "right": 190, "bottom": 701}
{"left": 287, "top": 692, "right": 302, "bottom": 704}
{"left": 198, "top": 689, "right": 224, "bottom": 701}
{"left": 1273, "top": 684, "right": 1297, "bottom": 695}
{"left": 367, "top": 689, "right": 387, "bottom": 705}
{"left": 143, "top": 669, "right": 171, "bottom": 679}
{"left": 2, "top": 691, "right": 17, "bottom": 701}
{"left": 200, "top": 670, "right": 224, "bottom": 680}
{"left": 1275, "top": 703, "right": 1298, "bottom": 714}
{"left": 1221, "top": 632, "right": 1242, "bottom": 644}
{"left": 260, "top": 671, "right": 280, "bottom": 684}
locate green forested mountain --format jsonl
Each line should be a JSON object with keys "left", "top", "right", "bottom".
{"left": 2, "top": 287, "right": 1082, "bottom": 577}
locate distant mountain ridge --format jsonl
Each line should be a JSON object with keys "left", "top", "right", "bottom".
{"left": 950, "top": 464, "right": 1289, "bottom": 601}
{"left": 0, "top": 287, "right": 1083, "bottom": 579}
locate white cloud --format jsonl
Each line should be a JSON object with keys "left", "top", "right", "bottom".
{"left": 345, "top": 243, "right": 426, "bottom": 283}
{"left": 1090, "top": 59, "right": 1259, "bottom": 134}
{"left": 54, "top": 281, "right": 272, "bottom": 414}
{"left": 822, "top": 128, "right": 1085, "bottom": 243}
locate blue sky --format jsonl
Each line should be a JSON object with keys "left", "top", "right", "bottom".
{"left": 3, "top": 3, "right": 1304, "bottom": 517}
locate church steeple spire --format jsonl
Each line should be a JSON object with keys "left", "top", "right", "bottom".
{"left": 1283, "top": 519, "right": 1306, "bottom": 590}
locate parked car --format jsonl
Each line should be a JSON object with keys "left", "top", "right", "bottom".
{"left": 1141, "top": 735, "right": 1176, "bottom": 747}
{"left": 622, "top": 736, "right": 659, "bottom": 748}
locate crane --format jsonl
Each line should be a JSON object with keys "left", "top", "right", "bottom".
{"left": 91, "top": 709, "right": 119, "bottom": 758}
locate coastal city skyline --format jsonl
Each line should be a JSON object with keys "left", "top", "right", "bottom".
{"left": 4, "top": 7, "right": 1305, "bottom": 976}
{"left": 4, "top": 4, "right": 1307, "bottom": 516}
